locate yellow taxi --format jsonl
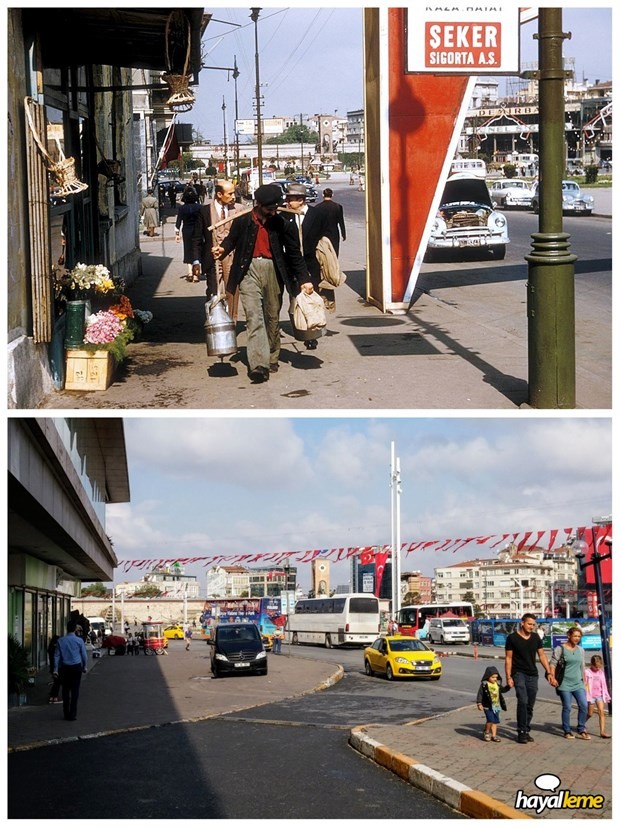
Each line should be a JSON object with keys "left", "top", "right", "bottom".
{"left": 364, "top": 635, "right": 442, "bottom": 681}
{"left": 163, "top": 624, "right": 185, "bottom": 640}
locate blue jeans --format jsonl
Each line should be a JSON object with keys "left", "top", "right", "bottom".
{"left": 513, "top": 672, "right": 538, "bottom": 734}
{"left": 558, "top": 687, "right": 588, "bottom": 733}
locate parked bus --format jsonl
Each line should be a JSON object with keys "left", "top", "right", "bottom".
{"left": 450, "top": 158, "right": 487, "bottom": 178}
{"left": 287, "top": 593, "right": 381, "bottom": 648}
{"left": 199, "top": 597, "right": 284, "bottom": 640}
{"left": 395, "top": 602, "right": 475, "bottom": 637}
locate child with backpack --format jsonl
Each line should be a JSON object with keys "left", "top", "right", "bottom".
{"left": 476, "top": 665, "right": 510, "bottom": 742}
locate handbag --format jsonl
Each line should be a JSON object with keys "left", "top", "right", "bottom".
{"left": 293, "top": 290, "right": 327, "bottom": 332}
{"left": 554, "top": 647, "right": 567, "bottom": 685}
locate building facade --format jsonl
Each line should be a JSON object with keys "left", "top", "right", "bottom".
{"left": 8, "top": 418, "right": 130, "bottom": 670}
{"left": 434, "top": 544, "right": 578, "bottom": 618}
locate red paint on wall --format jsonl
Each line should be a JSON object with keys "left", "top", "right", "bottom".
{"left": 387, "top": 9, "right": 470, "bottom": 302}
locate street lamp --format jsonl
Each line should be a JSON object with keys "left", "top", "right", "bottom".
{"left": 511, "top": 578, "right": 524, "bottom": 617}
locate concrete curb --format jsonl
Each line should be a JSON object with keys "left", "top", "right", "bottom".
{"left": 349, "top": 708, "right": 531, "bottom": 820}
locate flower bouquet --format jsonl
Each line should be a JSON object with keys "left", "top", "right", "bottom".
{"left": 80, "top": 297, "right": 153, "bottom": 363}
{"left": 55, "top": 262, "right": 123, "bottom": 305}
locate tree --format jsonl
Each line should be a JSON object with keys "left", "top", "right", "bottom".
{"left": 402, "top": 591, "right": 422, "bottom": 605}
{"left": 133, "top": 584, "right": 163, "bottom": 598}
{"left": 81, "top": 583, "right": 107, "bottom": 597}
{"left": 265, "top": 124, "right": 319, "bottom": 145}
{"left": 463, "top": 591, "right": 484, "bottom": 618}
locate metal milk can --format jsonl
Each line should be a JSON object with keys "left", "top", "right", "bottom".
{"left": 204, "top": 295, "right": 237, "bottom": 358}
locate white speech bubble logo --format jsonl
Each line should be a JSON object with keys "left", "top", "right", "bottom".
{"left": 535, "top": 773, "right": 561, "bottom": 792}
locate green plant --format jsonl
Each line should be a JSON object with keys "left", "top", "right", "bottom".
{"left": 503, "top": 163, "right": 517, "bottom": 179}
{"left": 8, "top": 635, "right": 31, "bottom": 695}
{"left": 585, "top": 164, "right": 599, "bottom": 184}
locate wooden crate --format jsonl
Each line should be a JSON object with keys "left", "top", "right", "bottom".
{"left": 65, "top": 349, "right": 114, "bottom": 391}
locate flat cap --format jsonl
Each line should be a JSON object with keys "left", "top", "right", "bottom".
{"left": 254, "top": 183, "right": 283, "bottom": 206}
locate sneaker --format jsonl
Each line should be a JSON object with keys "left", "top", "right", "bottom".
{"left": 517, "top": 732, "right": 529, "bottom": 744}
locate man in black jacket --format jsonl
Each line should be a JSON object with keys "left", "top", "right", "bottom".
{"left": 314, "top": 187, "right": 346, "bottom": 255}
{"left": 283, "top": 183, "right": 330, "bottom": 350}
{"left": 212, "top": 183, "right": 312, "bottom": 382}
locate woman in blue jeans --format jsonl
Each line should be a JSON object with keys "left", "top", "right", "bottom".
{"left": 550, "top": 626, "right": 590, "bottom": 739}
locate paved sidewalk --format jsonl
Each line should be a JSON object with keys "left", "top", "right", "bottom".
{"left": 38, "top": 181, "right": 611, "bottom": 410}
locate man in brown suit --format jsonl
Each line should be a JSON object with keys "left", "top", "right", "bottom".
{"left": 191, "top": 180, "right": 240, "bottom": 320}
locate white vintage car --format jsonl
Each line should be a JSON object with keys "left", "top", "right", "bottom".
{"left": 425, "top": 174, "right": 509, "bottom": 261}
{"left": 531, "top": 180, "right": 595, "bottom": 215}
{"left": 489, "top": 179, "right": 534, "bottom": 209}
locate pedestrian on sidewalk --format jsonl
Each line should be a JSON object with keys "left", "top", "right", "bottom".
{"left": 314, "top": 188, "right": 346, "bottom": 256}
{"left": 504, "top": 613, "right": 556, "bottom": 744}
{"left": 140, "top": 189, "right": 159, "bottom": 237}
{"left": 176, "top": 187, "right": 201, "bottom": 282}
{"left": 585, "top": 654, "right": 611, "bottom": 738}
{"left": 476, "top": 665, "right": 510, "bottom": 742}
{"left": 282, "top": 183, "right": 330, "bottom": 351}
{"left": 53, "top": 620, "right": 88, "bottom": 721}
{"left": 191, "top": 179, "right": 240, "bottom": 318}
{"left": 185, "top": 626, "right": 193, "bottom": 651}
{"left": 549, "top": 626, "right": 590, "bottom": 739}
{"left": 212, "top": 183, "right": 312, "bottom": 382}
{"left": 272, "top": 626, "right": 284, "bottom": 654}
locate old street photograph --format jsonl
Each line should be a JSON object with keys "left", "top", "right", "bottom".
{"left": 6, "top": 6, "right": 612, "bottom": 409}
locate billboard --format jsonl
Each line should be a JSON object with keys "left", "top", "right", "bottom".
{"left": 405, "top": 4, "right": 520, "bottom": 74}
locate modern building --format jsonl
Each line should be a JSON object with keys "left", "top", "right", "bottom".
{"left": 434, "top": 543, "right": 579, "bottom": 618}
{"left": 8, "top": 418, "right": 130, "bottom": 670}
{"left": 401, "top": 571, "right": 433, "bottom": 603}
{"left": 206, "top": 565, "right": 250, "bottom": 598}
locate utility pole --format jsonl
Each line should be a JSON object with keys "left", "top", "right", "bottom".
{"left": 222, "top": 96, "right": 228, "bottom": 179}
{"left": 233, "top": 56, "right": 240, "bottom": 183}
{"left": 250, "top": 8, "right": 263, "bottom": 185}
{"left": 525, "top": 8, "right": 577, "bottom": 407}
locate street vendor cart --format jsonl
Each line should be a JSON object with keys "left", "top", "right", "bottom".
{"left": 142, "top": 621, "right": 166, "bottom": 655}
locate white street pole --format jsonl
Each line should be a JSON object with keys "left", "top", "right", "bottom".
{"left": 550, "top": 581, "right": 554, "bottom": 617}
{"left": 565, "top": 599, "right": 570, "bottom": 620}
{"left": 121, "top": 591, "right": 125, "bottom": 632}
{"left": 111, "top": 586, "right": 116, "bottom": 633}
{"left": 390, "top": 442, "right": 396, "bottom": 616}
{"left": 184, "top": 586, "right": 188, "bottom": 627}
{"left": 395, "top": 455, "right": 402, "bottom": 615}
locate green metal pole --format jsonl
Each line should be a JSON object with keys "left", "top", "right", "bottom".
{"left": 525, "top": 8, "right": 577, "bottom": 408}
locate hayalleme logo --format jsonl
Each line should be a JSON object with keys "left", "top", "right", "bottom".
{"left": 514, "top": 774, "right": 605, "bottom": 814}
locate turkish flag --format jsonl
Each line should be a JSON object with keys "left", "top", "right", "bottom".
{"left": 374, "top": 551, "right": 390, "bottom": 597}
{"left": 359, "top": 548, "right": 375, "bottom": 565}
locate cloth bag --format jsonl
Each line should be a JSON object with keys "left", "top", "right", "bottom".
{"left": 292, "top": 290, "right": 327, "bottom": 331}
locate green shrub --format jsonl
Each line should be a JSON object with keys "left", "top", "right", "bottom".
{"left": 503, "top": 163, "right": 517, "bottom": 179}
{"left": 585, "top": 165, "right": 599, "bottom": 184}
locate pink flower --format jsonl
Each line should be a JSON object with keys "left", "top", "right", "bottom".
{"left": 84, "top": 311, "right": 124, "bottom": 344}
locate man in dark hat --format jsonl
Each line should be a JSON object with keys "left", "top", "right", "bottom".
{"left": 212, "top": 183, "right": 313, "bottom": 382}
{"left": 283, "top": 183, "right": 330, "bottom": 350}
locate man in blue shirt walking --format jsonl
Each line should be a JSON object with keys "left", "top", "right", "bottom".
{"left": 53, "top": 620, "right": 88, "bottom": 721}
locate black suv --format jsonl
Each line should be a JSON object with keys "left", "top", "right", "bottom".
{"left": 210, "top": 623, "right": 267, "bottom": 678}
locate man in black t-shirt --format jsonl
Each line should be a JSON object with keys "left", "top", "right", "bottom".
{"left": 505, "top": 613, "right": 556, "bottom": 743}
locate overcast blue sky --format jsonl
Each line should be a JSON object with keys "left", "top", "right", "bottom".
{"left": 106, "top": 417, "right": 611, "bottom": 592}
{"left": 182, "top": 5, "right": 612, "bottom": 143}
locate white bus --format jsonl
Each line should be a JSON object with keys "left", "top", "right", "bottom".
{"left": 287, "top": 593, "right": 381, "bottom": 648}
{"left": 238, "top": 168, "right": 276, "bottom": 199}
{"left": 450, "top": 158, "right": 487, "bottom": 178}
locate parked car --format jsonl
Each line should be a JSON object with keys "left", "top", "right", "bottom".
{"left": 363, "top": 635, "right": 442, "bottom": 681}
{"left": 489, "top": 179, "right": 534, "bottom": 209}
{"left": 531, "top": 180, "right": 594, "bottom": 215}
{"left": 425, "top": 173, "right": 509, "bottom": 261}
{"left": 209, "top": 623, "right": 268, "bottom": 678}
{"left": 428, "top": 618, "right": 471, "bottom": 645}
{"left": 163, "top": 624, "right": 185, "bottom": 640}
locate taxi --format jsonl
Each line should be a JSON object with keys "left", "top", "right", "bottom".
{"left": 163, "top": 624, "right": 185, "bottom": 640}
{"left": 364, "top": 635, "right": 442, "bottom": 681}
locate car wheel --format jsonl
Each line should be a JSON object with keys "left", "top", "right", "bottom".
{"left": 292, "top": 632, "right": 299, "bottom": 645}
{"left": 424, "top": 248, "right": 437, "bottom": 264}
{"left": 365, "top": 659, "right": 374, "bottom": 677}
{"left": 325, "top": 634, "right": 332, "bottom": 649}
{"left": 491, "top": 244, "right": 506, "bottom": 260}
{"left": 440, "top": 636, "right": 445, "bottom": 644}
{"left": 386, "top": 664, "right": 394, "bottom": 681}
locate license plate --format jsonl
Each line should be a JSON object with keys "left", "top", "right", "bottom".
{"left": 463, "top": 238, "right": 482, "bottom": 246}
{"left": 234, "top": 662, "right": 250, "bottom": 668}
{"left": 415, "top": 664, "right": 430, "bottom": 670}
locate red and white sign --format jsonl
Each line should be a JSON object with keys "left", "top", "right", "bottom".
{"left": 406, "top": 4, "right": 520, "bottom": 74}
